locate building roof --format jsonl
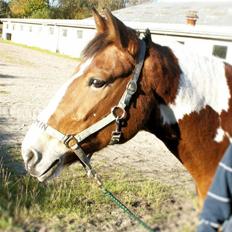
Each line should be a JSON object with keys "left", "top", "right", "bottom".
{"left": 113, "top": 0, "right": 232, "bottom": 26}
{"left": 82, "top": 0, "right": 232, "bottom": 40}
{"left": 0, "top": 18, "right": 94, "bottom": 29}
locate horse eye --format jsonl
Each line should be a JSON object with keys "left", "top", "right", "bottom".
{"left": 89, "top": 78, "right": 106, "bottom": 88}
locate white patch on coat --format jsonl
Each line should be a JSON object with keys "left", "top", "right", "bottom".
{"left": 214, "top": 127, "right": 232, "bottom": 143}
{"left": 214, "top": 127, "right": 225, "bottom": 143}
{"left": 160, "top": 43, "right": 230, "bottom": 123}
{"left": 170, "top": 43, "right": 230, "bottom": 119}
{"left": 38, "top": 58, "right": 93, "bottom": 123}
{"left": 159, "top": 42, "right": 230, "bottom": 124}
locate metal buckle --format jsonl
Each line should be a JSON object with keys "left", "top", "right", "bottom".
{"left": 63, "top": 135, "right": 78, "bottom": 149}
{"left": 110, "top": 131, "right": 122, "bottom": 145}
{"left": 126, "top": 80, "right": 137, "bottom": 95}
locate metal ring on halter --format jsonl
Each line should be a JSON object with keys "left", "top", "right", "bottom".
{"left": 111, "top": 106, "right": 127, "bottom": 120}
{"left": 63, "top": 135, "right": 79, "bottom": 149}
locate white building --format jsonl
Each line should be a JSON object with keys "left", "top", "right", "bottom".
{"left": 1, "top": 19, "right": 96, "bottom": 58}
{"left": 1, "top": 0, "right": 232, "bottom": 63}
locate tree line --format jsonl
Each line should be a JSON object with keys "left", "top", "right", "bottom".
{"left": 0, "top": 0, "right": 147, "bottom": 19}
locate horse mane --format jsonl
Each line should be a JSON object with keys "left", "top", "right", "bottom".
{"left": 81, "top": 32, "right": 112, "bottom": 59}
{"left": 143, "top": 29, "right": 152, "bottom": 44}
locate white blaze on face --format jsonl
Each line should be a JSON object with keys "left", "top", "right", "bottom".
{"left": 21, "top": 58, "right": 93, "bottom": 177}
{"left": 159, "top": 42, "right": 230, "bottom": 125}
{"left": 38, "top": 58, "right": 93, "bottom": 123}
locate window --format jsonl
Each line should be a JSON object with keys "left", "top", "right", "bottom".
{"left": 62, "top": 29, "right": 67, "bottom": 37}
{"left": 6, "top": 23, "right": 9, "bottom": 29}
{"left": 77, "top": 30, "right": 83, "bottom": 39}
{"left": 49, "top": 26, "right": 54, "bottom": 35}
{"left": 29, "top": 26, "right": 32, "bottom": 32}
{"left": 6, "top": 33, "right": 11, "bottom": 40}
{"left": 12, "top": 24, "right": 15, "bottom": 30}
{"left": 212, "top": 45, "right": 227, "bottom": 59}
{"left": 20, "top": 25, "right": 24, "bottom": 31}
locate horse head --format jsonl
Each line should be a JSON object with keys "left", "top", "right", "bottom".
{"left": 21, "top": 9, "right": 156, "bottom": 182}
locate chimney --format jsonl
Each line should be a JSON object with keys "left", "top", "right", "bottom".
{"left": 186, "top": 10, "right": 199, "bottom": 26}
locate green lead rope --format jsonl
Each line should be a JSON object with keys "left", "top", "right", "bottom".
{"left": 101, "top": 187, "right": 159, "bottom": 232}
{"left": 85, "top": 163, "right": 158, "bottom": 232}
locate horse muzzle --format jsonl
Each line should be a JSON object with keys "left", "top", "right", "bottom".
{"left": 21, "top": 124, "right": 69, "bottom": 181}
{"left": 23, "top": 149, "right": 63, "bottom": 182}
{"left": 22, "top": 148, "right": 64, "bottom": 182}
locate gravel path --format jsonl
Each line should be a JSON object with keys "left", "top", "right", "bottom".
{"left": 0, "top": 41, "right": 197, "bottom": 231}
{"left": 0, "top": 42, "right": 77, "bottom": 145}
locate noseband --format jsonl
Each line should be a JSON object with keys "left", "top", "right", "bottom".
{"left": 34, "top": 39, "right": 146, "bottom": 174}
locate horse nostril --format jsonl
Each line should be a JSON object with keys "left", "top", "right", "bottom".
{"left": 25, "top": 149, "right": 41, "bottom": 171}
{"left": 26, "top": 151, "right": 34, "bottom": 164}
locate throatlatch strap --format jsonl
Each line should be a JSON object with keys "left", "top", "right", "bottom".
{"left": 118, "top": 39, "right": 146, "bottom": 108}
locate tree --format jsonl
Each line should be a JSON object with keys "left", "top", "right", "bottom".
{"left": 54, "top": 0, "right": 92, "bottom": 19}
{"left": 9, "top": 0, "right": 51, "bottom": 18}
{"left": 53, "top": 0, "right": 125, "bottom": 19}
{"left": 96, "top": 0, "right": 125, "bottom": 11}
{"left": 7, "top": 0, "right": 127, "bottom": 19}
{"left": 0, "top": 0, "right": 10, "bottom": 18}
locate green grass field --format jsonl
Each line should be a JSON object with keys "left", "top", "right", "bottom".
{"left": 0, "top": 144, "right": 195, "bottom": 232}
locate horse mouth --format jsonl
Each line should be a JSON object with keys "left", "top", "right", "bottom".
{"left": 38, "top": 159, "right": 62, "bottom": 182}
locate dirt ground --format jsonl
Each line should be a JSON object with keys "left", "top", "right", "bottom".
{"left": 0, "top": 42, "right": 198, "bottom": 231}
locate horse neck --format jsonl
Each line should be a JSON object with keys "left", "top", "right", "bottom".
{"left": 142, "top": 42, "right": 182, "bottom": 156}
{"left": 144, "top": 42, "right": 181, "bottom": 104}
{"left": 142, "top": 42, "right": 232, "bottom": 199}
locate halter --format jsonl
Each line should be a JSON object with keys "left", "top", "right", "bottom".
{"left": 34, "top": 39, "right": 146, "bottom": 175}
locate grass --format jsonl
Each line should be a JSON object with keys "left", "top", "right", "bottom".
{"left": 0, "top": 145, "right": 195, "bottom": 231}
{"left": 0, "top": 38, "right": 80, "bottom": 62}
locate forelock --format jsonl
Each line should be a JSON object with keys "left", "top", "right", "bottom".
{"left": 81, "top": 32, "right": 111, "bottom": 59}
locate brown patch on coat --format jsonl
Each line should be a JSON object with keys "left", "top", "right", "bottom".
{"left": 220, "top": 63, "right": 232, "bottom": 135}
{"left": 177, "top": 106, "right": 229, "bottom": 198}
{"left": 143, "top": 43, "right": 181, "bottom": 104}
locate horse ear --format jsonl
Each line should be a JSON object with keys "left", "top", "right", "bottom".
{"left": 92, "top": 7, "right": 106, "bottom": 33}
{"left": 104, "top": 8, "right": 123, "bottom": 48}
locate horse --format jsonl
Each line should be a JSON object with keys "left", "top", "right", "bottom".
{"left": 21, "top": 8, "right": 232, "bottom": 203}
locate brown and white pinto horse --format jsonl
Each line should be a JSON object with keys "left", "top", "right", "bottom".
{"left": 22, "top": 9, "right": 232, "bottom": 203}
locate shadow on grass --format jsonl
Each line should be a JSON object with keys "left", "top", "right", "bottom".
{"left": 0, "top": 118, "right": 49, "bottom": 231}
{"left": 0, "top": 116, "right": 25, "bottom": 175}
